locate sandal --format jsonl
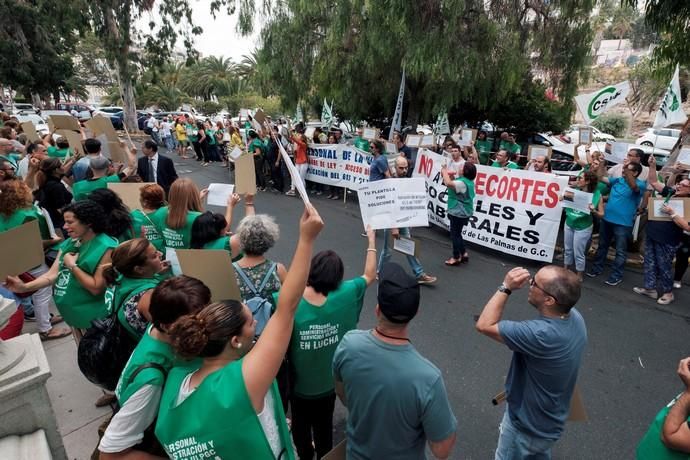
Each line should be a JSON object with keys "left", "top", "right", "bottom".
{"left": 445, "top": 258, "right": 461, "bottom": 266}
{"left": 39, "top": 327, "right": 71, "bottom": 341}
{"left": 460, "top": 255, "right": 469, "bottom": 264}
{"left": 50, "top": 314, "right": 64, "bottom": 325}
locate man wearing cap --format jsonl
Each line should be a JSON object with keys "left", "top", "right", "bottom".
{"left": 332, "top": 262, "right": 457, "bottom": 460}
{"left": 476, "top": 265, "right": 587, "bottom": 459}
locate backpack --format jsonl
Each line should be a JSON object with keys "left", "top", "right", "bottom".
{"left": 233, "top": 262, "right": 277, "bottom": 337}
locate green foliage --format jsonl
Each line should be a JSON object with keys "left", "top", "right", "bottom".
{"left": 221, "top": 93, "right": 282, "bottom": 117}
{"left": 196, "top": 100, "right": 222, "bottom": 116}
{"left": 141, "top": 82, "right": 189, "bottom": 111}
{"left": 592, "top": 113, "right": 628, "bottom": 137}
{"left": 252, "top": 0, "right": 596, "bottom": 128}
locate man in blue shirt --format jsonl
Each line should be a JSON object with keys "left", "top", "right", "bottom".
{"left": 368, "top": 140, "right": 390, "bottom": 181}
{"left": 476, "top": 265, "right": 588, "bottom": 460}
{"left": 587, "top": 161, "right": 645, "bottom": 285}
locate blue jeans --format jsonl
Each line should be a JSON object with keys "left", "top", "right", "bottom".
{"left": 644, "top": 236, "right": 680, "bottom": 294}
{"left": 163, "top": 135, "right": 175, "bottom": 151}
{"left": 590, "top": 220, "right": 631, "bottom": 281}
{"left": 563, "top": 224, "right": 593, "bottom": 273}
{"left": 495, "top": 409, "right": 555, "bottom": 460}
{"left": 378, "top": 227, "right": 424, "bottom": 278}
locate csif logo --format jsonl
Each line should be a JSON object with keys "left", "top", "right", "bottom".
{"left": 587, "top": 86, "right": 624, "bottom": 119}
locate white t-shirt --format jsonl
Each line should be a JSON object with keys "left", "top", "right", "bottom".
{"left": 161, "top": 122, "right": 172, "bottom": 137}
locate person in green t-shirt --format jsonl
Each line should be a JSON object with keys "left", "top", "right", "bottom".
{"left": 47, "top": 137, "right": 71, "bottom": 159}
{"left": 5, "top": 200, "right": 117, "bottom": 331}
{"left": 98, "top": 276, "right": 212, "bottom": 458}
{"left": 190, "top": 192, "right": 255, "bottom": 261}
{"left": 129, "top": 183, "right": 166, "bottom": 252}
{"left": 637, "top": 357, "right": 690, "bottom": 459}
{"left": 475, "top": 130, "right": 493, "bottom": 165}
{"left": 155, "top": 205, "right": 323, "bottom": 460}
{"left": 150, "top": 178, "right": 204, "bottom": 252}
{"left": 441, "top": 161, "right": 476, "bottom": 266}
{"left": 491, "top": 148, "right": 520, "bottom": 169}
{"left": 103, "top": 238, "right": 167, "bottom": 340}
{"left": 353, "top": 127, "right": 370, "bottom": 152}
{"left": 563, "top": 170, "right": 603, "bottom": 281}
{"left": 275, "top": 227, "right": 376, "bottom": 460}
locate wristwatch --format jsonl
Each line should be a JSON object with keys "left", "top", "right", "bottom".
{"left": 497, "top": 284, "right": 512, "bottom": 295}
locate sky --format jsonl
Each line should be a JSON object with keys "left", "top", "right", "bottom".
{"left": 138, "top": 0, "right": 261, "bottom": 61}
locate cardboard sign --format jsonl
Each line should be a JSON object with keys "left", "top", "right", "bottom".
{"left": 234, "top": 154, "right": 257, "bottom": 195}
{"left": 323, "top": 440, "right": 346, "bottom": 460}
{"left": 648, "top": 197, "right": 690, "bottom": 221}
{"left": 175, "top": 249, "right": 242, "bottom": 301}
{"left": 55, "top": 129, "right": 85, "bottom": 156}
{"left": 405, "top": 134, "right": 422, "bottom": 148}
{"left": 253, "top": 109, "right": 267, "bottom": 126}
{"left": 385, "top": 141, "right": 398, "bottom": 155}
{"left": 86, "top": 115, "right": 119, "bottom": 142}
{"left": 104, "top": 140, "right": 128, "bottom": 164}
{"left": 578, "top": 127, "right": 593, "bottom": 145}
{"left": 107, "top": 182, "right": 157, "bottom": 211}
{"left": 527, "top": 145, "right": 552, "bottom": 161}
{"left": 419, "top": 134, "right": 436, "bottom": 148}
{"left": 20, "top": 122, "right": 40, "bottom": 142}
{"left": 0, "top": 220, "right": 44, "bottom": 280}
{"left": 48, "top": 114, "right": 81, "bottom": 132}
{"left": 362, "top": 127, "right": 379, "bottom": 141}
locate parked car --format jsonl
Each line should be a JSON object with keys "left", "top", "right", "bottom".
{"left": 16, "top": 114, "right": 50, "bottom": 136}
{"left": 566, "top": 124, "right": 616, "bottom": 143}
{"left": 55, "top": 102, "right": 94, "bottom": 121}
{"left": 10, "top": 103, "right": 39, "bottom": 116}
{"left": 635, "top": 127, "right": 682, "bottom": 150}
{"left": 107, "top": 111, "right": 124, "bottom": 130}
{"left": 604, "top": 141, "right": 671, "bottom": 168}
{"left": 93, "top": 106, "right": 123, "bottom": 117}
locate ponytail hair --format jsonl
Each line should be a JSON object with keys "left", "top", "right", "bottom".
{"left": 169, "top": 300, "right": 245, "bottom": 358}
{"left": 103, "top": 238, "right": 152, "bottom": 285}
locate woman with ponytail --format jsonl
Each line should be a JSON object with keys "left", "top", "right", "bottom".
{"left": 88, "top": 188, "right": 135, "bottom": 242}
{"left": 99, "top": 276, "right": 212, "bottom": 460}
{"left": 103, "top": 238, "right": 167, "bottom": 340}
{"left": 155, "top": 205, "right": 324, "bottom": 460}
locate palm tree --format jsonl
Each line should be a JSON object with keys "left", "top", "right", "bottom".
{"left": 180, "top": 56, "right": 237, "bottom": 100}
{"left": 609, "top": 7, "right": 635, "bottom": 50}
{"left": 142, "top": 82, "right": 189, "bottom": 111}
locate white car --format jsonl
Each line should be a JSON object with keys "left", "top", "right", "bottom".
{"left": 16, "top": 114, "right": 50, "bottom": 136}
{"left": 636, "top": 127, "right": 681, "bottom": 151}
{"left": 10, "top": 103, "right": 38, "bottom": 115}
{"left": 566, "top": 124, "right": 616, "bottom": 143}
{"left": 94, "top": 106, "right": 123, "bottom": 117}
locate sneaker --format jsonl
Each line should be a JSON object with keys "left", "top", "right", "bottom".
{"left": 604, "top": 277, "right": 622, "bottom": 286}
{"left": 674, "top": 281, "right": 682, "bottom": 289}
{"left": 285, "top": 190, "right": 296, "bottom": 196}
{"left": 586, "top": 270, "right": 601, "bottom": 278}
{"left": 417, "top": 274, "right": 437, "bottom": 285}
{"left": 633, "top": 287, "right": 658, "bottom": 299}
{"left": 657, "top": 294, "right": 675, "bottom": 305}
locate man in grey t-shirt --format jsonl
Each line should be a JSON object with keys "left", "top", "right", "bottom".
{"left": 476, "top": 265, "right": 588, "bottom": 459}
{"left": 333, "top": 262, "right": 457, "bottom": 460}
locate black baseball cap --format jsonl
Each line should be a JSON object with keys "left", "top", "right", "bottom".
{"left": 378, "top": 262, "right": 420, "bottom": 323}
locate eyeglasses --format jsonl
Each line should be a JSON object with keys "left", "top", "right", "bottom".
{"left": 530, "top": 277, "right": 559, "bottom": 304}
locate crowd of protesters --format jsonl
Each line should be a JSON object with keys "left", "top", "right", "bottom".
{"left": 0, "top": 108, "right": 689, "bottom": 460}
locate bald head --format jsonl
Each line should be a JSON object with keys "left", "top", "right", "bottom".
{"left": 394, "top": 156, "right": 409, "bottom": 177}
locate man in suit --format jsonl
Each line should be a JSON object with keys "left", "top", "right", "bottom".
{"left": 138, "top": 139, "right": 178, "bottom": 194}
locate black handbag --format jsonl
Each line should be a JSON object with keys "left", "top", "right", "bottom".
{"left": 77, "top": 313, "right": 137, "bottom": 391}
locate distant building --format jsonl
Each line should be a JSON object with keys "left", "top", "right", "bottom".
{"left": 594, "top": 39, "right": 651, "bottom": 66}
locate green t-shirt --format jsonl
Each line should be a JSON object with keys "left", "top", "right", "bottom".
{"left": 0, "top": 206, "right": 51, "bottom": 239}
{"left": 131, "top": 209, "right": 165, "bottom": 252}
{"left": 53, "top": 233, "right": 118, "bottom": 328}
{"left": 206, "top": 129, "right": 217, "bottom": 146}
{"left": 499, "top": 140, "right": 521, "bottom": 155}
{"left": 576, "top": 166, "right": 609, "bottom": 196}
{"left": 155, "top": 360, "right": 295, "bottom": 460}
{"left": 447, "top": 176, "right": 475, "bottom": 218}
{"left": 353, "top": 137, "right": 370, "bottom": 152}
{"left": 248, "top": 139, "right": 264, "bottom": 156}
{"left": 47, "top": 146, "right": 71, "bottom": 159}
{"left": 150, "top": 206, "right": 201, "bottom": 249}
{"left": 106, "top": 275, "right": 161, "bottom": 340}
{"left": 637, "top": 395, "right": 690, "bottom": 460}
{"left": 115, "top": 326, "right": 177, "bottom": 405}
{"left": 72, "top": 175, "right": 120, "bottom": 201}
{"left": 186, "top": 124, "right": 198, "bottom": 142}
{"left": 280, "top": 277, "right": 367, "bottom": 398}
{"left": 491, "top": 160, "right": 520, "bottom": 169}
{"left": 475, "top": 139, "right": 493, "bottom": 165}
{"left": 202, "top": 235, "right": 243, "bottom": 262}
{"left": 565, "top": 189, "right": 602, "bottom": 231}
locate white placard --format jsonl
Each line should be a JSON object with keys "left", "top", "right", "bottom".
{"left": 165, "top": 248, "right": 183, "bottom": 276}
{"left": 420, "top": 134, "right": 436, "bottom": 147}
{"left": 362, "top": 127, "right": 378, "bottom": 140}
{"left": 385, "top": 141, "right": 398, "bottom": 155}
{"left": 677, "top": 147, "right": 690, "bottom": 166}
{"left": 609, "top": 142, "right": 629, "bottom": 163}
{"left": 632, "top": 214, "right": 641, "bottom": 242}
{"left": 652, "top": 199, "right": 684, "bottom": 218}
{"left": 393, "top": 237, "right": 416, "bottom": 256}
{"left": 304, "top": 127, "right": 316, "bottom": 139}
{"left": 229, "top": 146, "right": 243, "bottom": 160}
{"left": 207, "top": 183, "right": 235, "bottom": 207}
{"left": 458, "top": 129, "right": 475, "bottom": 147}
{"left": 579, "top": 128, "right": 592, "bottom": 145}
{"left": 357, "top": 178, "right": 428, "bottom": 230}
{"left": 562, "top": 187, "right": 593, "bottom": 214}
{"left": 405, "top": 134, "right": 422, "bottom": 147}
{"left": 240, "top": 108, "right": 249, "bottom": 118}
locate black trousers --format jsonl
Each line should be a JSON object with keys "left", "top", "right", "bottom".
{"left": 675, "top": 233, "right": 690, "bottom": 282}
{"left": 290, "top": 393, "right": 336, "bottom": 460}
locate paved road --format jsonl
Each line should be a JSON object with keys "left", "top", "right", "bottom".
{"left": 166, "top": 149, "right": 690, "bottom": 459}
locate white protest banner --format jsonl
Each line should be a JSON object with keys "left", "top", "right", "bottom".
{"left": 574, "top": 81, "right": 630, "bottom": 125}
{"left": 654, "top": 64, "right": 687, "bottom": 128}
{"left": 562, "top": 187, "right": 593, "bottom": 214}
{"left": 305, "top": 144, "right": 373, "bottom": 190}
{"left": 207, "top": 183, "right": 235, "bottom": 207}
{"left": 413, "top": 149, "right": 568, "bottom": 262}
{"left": 357, "top": 178, "right": 428, "bottom": 230}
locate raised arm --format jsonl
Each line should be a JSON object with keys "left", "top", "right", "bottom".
{"left": 242, "top": 205, "right": 323, "bottom": 411}
{"left": 362, "top": 226, "right": 377, "bottom": 286}
{"left": 662, "top": 358, "right": 690, "bottom": 453}
{"left": 647, "top": 155, "right": 665, "bottom": 194}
